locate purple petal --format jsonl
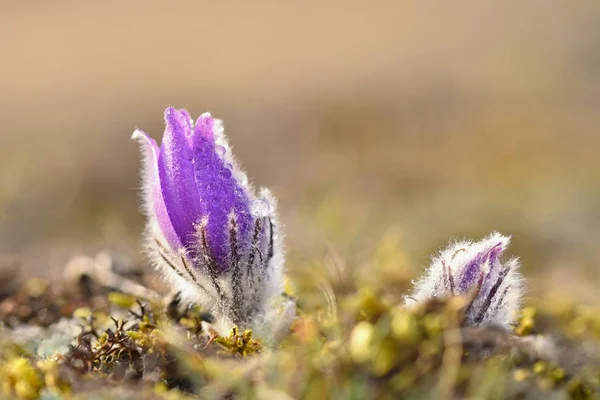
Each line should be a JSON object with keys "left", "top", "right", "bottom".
{"left": 158, "top": 108, "right": 203, "bottom": 251}
{"left": 480, "top": 242, "right": 505, "bottom": 294}
{"left": 458, "top": 241, "right": 505, "bottom": 293}
{"left": 191, "top": 113, "right": 253, "bottom": 271}
{"left": 132, "top": 129, "right": 181, "bottom": 250}
{"left": 178, "top": 109, "right": 195, "bottom": 145}
{"left": 487, "top": 242, "right": 504, "bottom": 266}
{"left": 458, "top": 252, "right": 485, "bottom": 293}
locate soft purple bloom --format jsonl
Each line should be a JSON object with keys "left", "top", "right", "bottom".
{"left": 154, "top": 108, "right": 253, "bottom": 270}
{"left": 405, "top": 232, "right": 523, "bottom": 328}
{"left": 133, "top": 108, "right": 288, "bottom": 331}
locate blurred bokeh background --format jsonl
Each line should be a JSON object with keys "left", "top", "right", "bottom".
{"left": 1, "top": 1, "right": 599, "bottom": 302}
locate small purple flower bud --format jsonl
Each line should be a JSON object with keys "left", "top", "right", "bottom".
{"left": 405, "top": 232, "right": 524, "bottom": 328}
{"left": 133, "top": 108, "right": 288, "bottom": 332}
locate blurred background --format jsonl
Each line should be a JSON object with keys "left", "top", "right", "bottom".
{"left": 1, "top": 1, "right": 599, "bottom": 303}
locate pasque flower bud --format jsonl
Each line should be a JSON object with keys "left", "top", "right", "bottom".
{"left": 406, "top": 232, "right": 523, "bottom": 328}
{"left": 133, "top": 108, "right": 288, "bottom": 333}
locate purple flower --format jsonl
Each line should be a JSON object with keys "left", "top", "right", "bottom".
{"left": 133, "top": 108, "right": 287, "bottom": 330}
{"left": 405, "top": 232, "right": 523, "bottom": 328}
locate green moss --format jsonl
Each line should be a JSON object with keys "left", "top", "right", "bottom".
{"left": 1, "top": 257, "right": 600, "bottom": 399}
{"left": 213, "top": 327, "right": 262, "bottom": 356}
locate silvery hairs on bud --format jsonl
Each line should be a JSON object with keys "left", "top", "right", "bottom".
{"left": 405, "top": 232, "right": 524, "bottom": 329}
{"left": 133, "top": 107, "right": 294, "bottom": 338}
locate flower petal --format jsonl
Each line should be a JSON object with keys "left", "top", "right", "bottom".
{"left": 132, "top": 129, "right": 181, "bottom": 249}
{"left": 458, "top": 238, "right": 506, "bottom": 293}
{"left": 190, "top": 113, "right": 253, "bottom": 270}
{"left": 158, "top": 107, "right": 203, "bottom": 250}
